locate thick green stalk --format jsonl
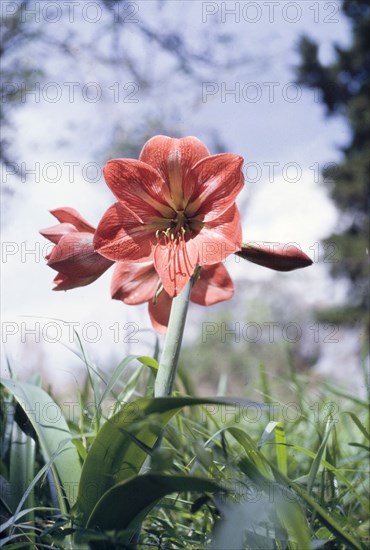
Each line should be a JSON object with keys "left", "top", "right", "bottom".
{"left": 154, "top": 270, "right": 198, "bottom": 397}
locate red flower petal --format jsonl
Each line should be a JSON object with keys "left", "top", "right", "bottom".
{"left": 190, "top": 263, "right": 234, "bottom": 306}
{"left": 103, "top": 159, "right": 174, "bottom": 219}
{"left": 47, "top": 232, "right": 113, "bottom": 277}
{"left": 49, "top": 207, "right": 95, "bottom": 233}
{"left": 154, "top": 238, "right": 197, "bottom": 297}
{"left": 39, "top": 222, "right": 77, "bottom": 244}
{"left": 193, "top": 204, "right": 242, "bottom": 266}
{"left": 148, "top": 290, "right": 172, "bottom": 334}
{"left": 52, "top": 272, "right": 103, "bottom": 291}
{"left": 94, "top": 202, "right": 159, "bottom": 262}
{"left": 236, "top": 242, "right": 313, "bottom": 271}
{"left": 139, "top": 136, "right": 210, "bottom": 207}
{"left": 185, "top": 154, "right": 244, "bottom": 221}
{"left": 111, "top": 262, "right": 160, "bottom": 305}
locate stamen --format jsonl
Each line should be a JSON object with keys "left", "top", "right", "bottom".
{"left": 153, "top": 284, "right": 164, "bottom": 304}
{"left": 181, "top": 230, "right": 195, "bottom": 276}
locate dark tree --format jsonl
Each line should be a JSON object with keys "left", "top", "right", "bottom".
{"left": 296, "top": 0, "right": 369, "bottom": 328}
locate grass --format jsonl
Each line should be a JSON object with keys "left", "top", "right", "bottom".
{"left": 0, "top": 331, "right": 368, "bottom": 549}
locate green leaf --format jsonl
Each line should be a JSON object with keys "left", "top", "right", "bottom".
{"left": 228, "top": 426, "right": 274, "bottom": 480}
{"left": 138, "top": 355, "right": 159, "bottom": 372}
{"left": 0, "top": 505, "right": 56, "bottom": 536}
{"left": 97, "top": 354, "right": 158, "bottom": 411}
{"left": 307, "top": 419, "right": 334, "bottom": 495}
{"left": 257, "top": 421, "right": 288, "bottom": 476}
{"left": 274, "top": 491, "right": 311, "bottom": 549}
{"left": 3, "top": 461, "right": 57, "bottom": 541}
{"left": 87, "top": 473, "right": 223, "bottom": 534}
{"left": 9, "top": 422, "right": 35, "bottom": 517}
{"left": 77, "top": 396, "right": 263, "bottom": 525}
{"left": 274, "top": 423, "right": 288, "bottom": 476}
{"left": 113, "top": 364, "right": 145, "bottom": 407}
{"left": 98, "top": 354, "right": 143, "bottom": 408}
{"left": 1, "top": 378, "right": 81, "bottom": 513}
{"left": 341, "top": 411, "right": 370, "bottom": 441}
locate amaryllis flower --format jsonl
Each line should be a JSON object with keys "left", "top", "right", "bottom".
{"left": 236, "top": 242, "right": 313, "bottom": 271}
{"left": 93, "top": 136, "right": 244, "bottom": 298}
{"left": 40, "top": 208, "right": 113, "bottom": 290}
{"left": 111, "top": 261, "right": 234, "bottom": 333}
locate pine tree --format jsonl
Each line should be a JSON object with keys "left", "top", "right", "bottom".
{"left": 296, "top": 0, "right": 369, "bottom": 328}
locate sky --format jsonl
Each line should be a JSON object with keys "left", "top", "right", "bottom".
{"left": 2, "top": 0, "right": 363, "bottom": 394}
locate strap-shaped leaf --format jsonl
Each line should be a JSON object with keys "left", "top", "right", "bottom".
{"left": 1, "top": 378, "right": 81, "bottom": 512}
{"left": 87, "top": 473, "right": 223, "bottom": 532}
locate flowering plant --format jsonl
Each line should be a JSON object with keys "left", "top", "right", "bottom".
{"left": 24, "top": 135, "right": 325, "bottom": 547}
{"left": 3, "top": 136, "right": 364, "bottom": 550}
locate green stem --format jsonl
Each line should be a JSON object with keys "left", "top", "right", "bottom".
{"left": 154, "top": 269, "right": 198, "bottom": 397}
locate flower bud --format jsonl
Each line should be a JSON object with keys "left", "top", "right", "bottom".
{"left": 236, "top": 242, "right": 313, "bottom": 271}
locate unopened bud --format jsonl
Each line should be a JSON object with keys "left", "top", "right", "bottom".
{"left": 235, "top": 242, "right": 313, "bottom": 271}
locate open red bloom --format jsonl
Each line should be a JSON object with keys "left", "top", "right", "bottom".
{"left": 94, "top": 136, "right": 244, "bottom": 298}
{"left": 40, "top": 208, "right": 113, "bottom": 290}
{"left": 111, "top": 261, "right": 234, "bottom": 333}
